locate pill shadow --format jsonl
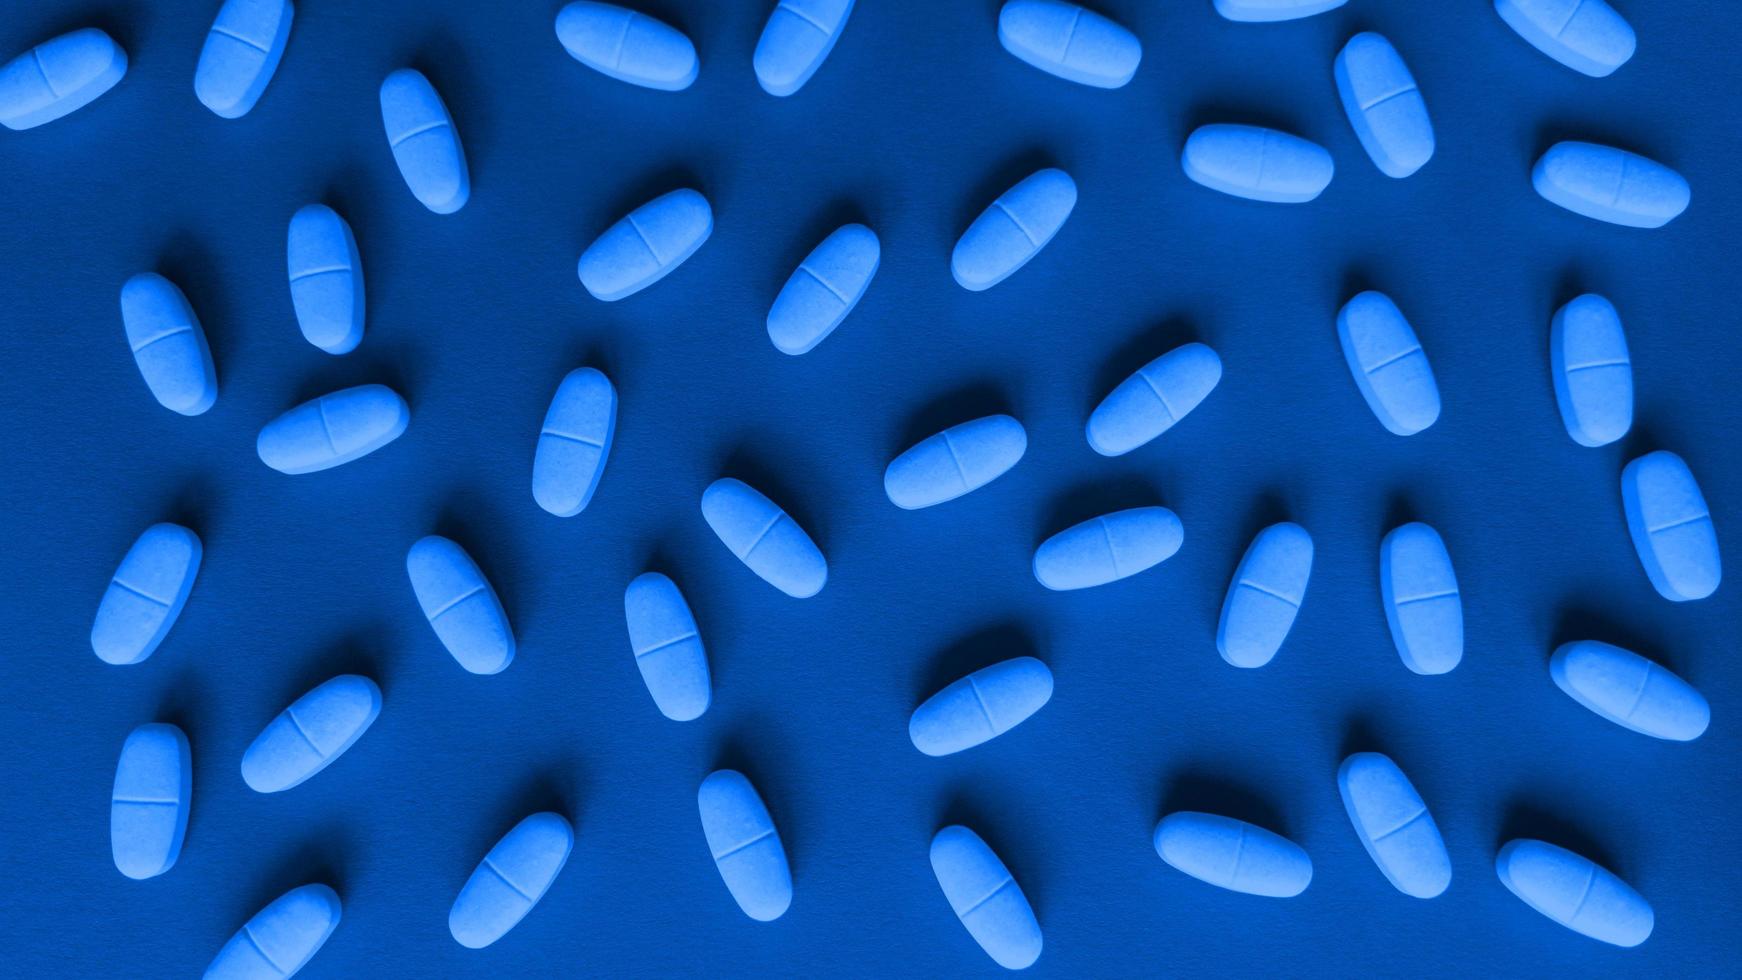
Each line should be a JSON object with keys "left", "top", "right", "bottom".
{"left": 287, "top": 345, "right": 423, "bottom": 410}
{"left": 1618, "top": 421, "right": 1665, "bottom": 465}
{"left": 155, "top": 665, "right": 212, "bottom": 751}
{"left": 889, "top": 381, "right": 1015, "bottom": 459}
{"left": 279, "top": 632, "right": 391, "bottom": 704}
{"left": 936, "top": 795, "right": 1046, "bottom": 911}
{"left": 1339, "top": 267, "right": 1384, "bottom": 303}
{"left": 242, "top": 829, "right": 353, "bottom": 916}
{"left": 163, "top": 473, "right": 218, "bottom": 534}
{"left": 711, "top": 731, "right": 803, "bottom": 871}
{"left": 1381, "top": 491, "right": 1421, "bottom": 535}
{"left": 1335, "top": 715, "right": 1389, "bottom": 763}
{"left": 1552, "top": 266, "right": 1592, "bottom": 312}
{"left": 768, "top": 198, "right": 873, "bottom": 296}
{"left": 28, "top": 6, "right": 141, "bottom": 45}
{"left": 1238, "top": 491, "right": 1294, "bottom": 543}
{"left": 1085, "top": 317, "right": 1203, "bottom": 418}
{"left": 582, "top": 164, "right": 708, "bottom": 249}
{"left": 474, "top": 765, "right": 585, "bottom": 857}
{"left": 406, "top": 34, "right": 490, "bottom": 182}
{"left": 1549, "top": 605, "right": 1673, "bottom": 670}
{"left": 952, "top": 146, "right": 1061, "bottom": 241}
{"left": 913, "top": 621, "right": 1037, "bottom": 703}
{"left": 1496, "top": 801, "right": 1620, "bottom": 873}
{"left": 1036, "top": 475, "right": 1164, "bottom": 547}
{"left": 714, "top": 446, "right": 830, "bottom": 552}
{"left": 154, "top": 234, "right": 236, "bottom": 377}
{"left": 1183, "top": 100, "right": 1318, "bottom": 143}
{"left": 1530, "top": 122, "right": 1669, "bottom": 170}
{"left": 1159, "top": 770, "right": 1290, "bottom": 838}
{"left": 432, "top": 498, "right": 528, "bottom": 631}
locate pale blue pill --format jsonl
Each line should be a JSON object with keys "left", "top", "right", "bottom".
{"left": 909, "top": 657, "right": 1053, "bottom": 757}
{"left": 1216, "top": 522, "right": 1313, "bottom": 669}
{"left": 930, "top": 825, "right": 1042, "bottom": 970}
{"left": 380, "top": 68, "right": 469, "bottom": 214}
{"left": 885, "top": 415, "right": 1027, "bottom": 510}
{"left": 111, "top": 723, "right": 191, "bottom": 880}
{"left": 241, "top": 675, "right": 381, "bottom": 793}
{"left": 407, "top": 535, "right": 516, "bottom": 674}
{"left": 0, "top": 29, "right": 127, "bottom": 131}
{"left": 256, "top": 384, "right": 410, "bottom": 474}
{"left": 1337, "top": 753, "right": 1451, "bottom": 899}
{"left": 755, "top": 0, "right": 855, "bottom": 97}
{"left": 120, "top": 273, "right": 217, "bottom": 417}
{"left": 698, "top": 770, "right": 792, "bottom": 921}
{"left": 1380, "top": 522, "right": 1462, "bottom": 675}
{"left": 1335, "top": 33, "right": 1434, "bottom": 179}
{"left": 194, "top": 0, "right": 294, "bottom": 119}
{"left": 287, "top": 204, "right": 364, "bottom": 355}
{"left": 1550, "top": 294, "right": 1631, "bottom": 447}
{"left": 1533, "top": 142, "right": 1689, "bottom": 229}
{"left": 1153, "top": 811, "right": 1311, "bottom": 897}
{"left": 998, "top": 1, "right": 1141, "bottom": 89}
{"left": 767, "top": 223, "right": 880, "bottom": 355}
{"left": 1214, "top": 0, "right": 1346, "bottom": 21}
{"left": 556, "top": 2, "right": 698, "bottom": 91}
{"left": 624, "top": 572, "right": 711, "bottom": 721}
{"left": 701, "top": 478, "right": 827, "bottom": 598}
{"left": 1086, "top": 342, "right": 1222, "bottom": 456}
{"left": 1622, "top": 451, "right": 1720, "bottom": 602}
{"left": 1550, "top": 641, "right": 1710, "bottom": 741}
{"left": 449, "top": 812, "right": 574, "bottom": 948}
{"left": 532, "top": 367, "right": 617, "bottom": 517}
{"left": 1496, "top": 840, "right": 1652, "bottom": 947}
{"left": 1034, "top": 506, "right": 1183, "bottom": 591}
{"left": 1182, "top": 124, "right": 1333, "bottom": 203}
{"left": 1495, "top": 0, "right": 1634, "bottom": 77}
{"left": 204, "top": 884, "right": 341, "bottom": 979}
{"left": 578, "top": 189, "right": 713, "bottom": 301}
{"left": 1338, "top": 291, "right": 1440, "bottom": 436}
{"left": 952, "top": 168, "right": 1077, "bottom": 291}
{"left": 91, "top": 523, "right": 202, "bottom": 666}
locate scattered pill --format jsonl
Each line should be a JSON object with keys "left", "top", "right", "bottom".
{"left": 1550, "top": 295, "right": 1632, "bottom": 447}
{"left": 754, "top": 0, "right": 855, "bottom": 96}
{"left": 1337, "top": 291, "right": 1440, "bottom": 436}
{"left": 194, "top": 0, "right": 294, "bottom": 119}
{"left": 449, "top": 812, "right": 574, "bottom": 948}
{"left": 0, "top": 28, "right": 127, "bottom": 130}
{"left": 120, "top": 273, "right": 217, "bottom": 417}
{"left": 578, "top": 188, "right": 713, "bottom": 301}
{"left": 1337, "top": 753, "right": 1451, "bottom": 899}
{"left": 767, "top": 223, "right": 880, "bottom": 355}
{"left": 532, "top": 367, "right": 617, "bottom": 517}
{"left": 241, "top": 675, "right": 382, "bottom": 793}
{"left": 379, "top": 68, "right": 469, "bottom": 214}
{"left": 110, "top": 723, "right": 191, "bottom": 880}
{"left": 1380, "top": 522, "right": 1463, "bottom": 675}
{"left": 1216, "top": 522, "right": 1313, "bottom": 668}
{"left": 701, "top": 478, "right": 827, "bottom": 598}
{"left": 1495, "top": 0, "right": 1634, "bottom": 78}
{"left": 1182, "top": 124, "right": 1333, "bottom": 203}
{"left": 1086, "top": 342, "right": 1222, "bottom": 456}
{"left": 624, "top": 572, "right": 711, "bottom": 721}
{"left": 1033, "top": 506, "right": 1183, "bottom": 591}
{"left": 998, "top": 1, "right": 1141, "bottom": 89}
{"left": 1533, "top": 142, "right": 1688, "bottom": 229}
{"left": 698, "top": 770, "right": 792, "bottom": 921}
{"left": 256, "top": 384, "right": 409, "bottom": 474}
{"left": 952, "top": 168, "right": 1077, "bottom": 291}
{"left": 91, "top": 523, "right": 202, "bottom": 666}
{"left": 1334, "top": 33, "right": 1434, "bottom": 178}
{"left": 406, "top": 535, "right": 516, "bottom": 674}
{"left": 204, "top": 883, "right": 342, "bottom": 979}
{"left": 286, "top": 204, "right": 364, "bottom": 355}
{"left": 1550, "top": 640, "right": 1710, "bottom": 741}
{"left": 1496, "top": 839, "right": 1653, "bottom": 947}
{"left": 556, "top": 2, "right": 698, "bottom": 91}
{"left": 1153, "top": 811, "right": 1311, "bottom": 897}
{"left": 1214, "top": 0, "right": 1346, "bottom": 21}
{"left": 909, "top": 657, "right": 1053, "bottom": 757}
{"left": 929, "top": 825, "right": 1042, "bottom": 970}
{"left": 1622, "top": 451, "right": 1721, "bottom": 602}
{"left": 885, "top": 415, "right": 1027, "bottom": 510}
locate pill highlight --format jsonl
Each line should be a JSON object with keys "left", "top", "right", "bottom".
{"left": 1550, "top": 640, "right": 1709, "bottom": 741}
{"left": 701, "top": 478, "right": 827, "bottom": 598}
{"left": 195, "top": 0, "right": 295, "bottom": 119}
{"left": 1334, "top": 33, "right": 1433, "bottom": 178}
{"left": 287, "top": 204, "right": 364, "bottom": 355}
{"left": 111, "top": 723, "right": 191, "bottom": 880}
{"left": 241, "top": 675, "right": 382, "bottom": 793}
{"left": 1533, "top": 142, "right": 1688, "bottom": 229}
{"left": 1183, "top": 124, "right": 1333, "bottom": 203}
{"left": 1086, "top": 342, "right": 1222, "bottom": 456}
{"left": 755, "top": 0, "right": 855, "bottom": 96}
{"left": 1550, "top": 295, "right": 1631, "bottom": 447}
{"left": 449, "top": 812, "right": 574, "bottom": 948}
{"left": 1337, "top": 753, "right": 1450, "bottom": 899}
{"left": 532, "top": 367, "right": 617, "bottom": 517}
{"left": 256, "top": 384, "right": 410, "bottom": 474}
{"left": 1380, "top": 522, "right": 1462, "bottom": 675}
{"left": 1495, "top": 0, "right": 1635, "bottom": 77}
{"left": 578, "top": 189, "right": 713, "bottom": 301}
{"left": 930, "top": 825, "right": 1042, "bottom": 970}
{"left": 1496, "top": 840, "right": 1653, "bottom": 947}
{"left": 91, "top": 523, "right": 202, "bottom": 666}
{"left": 380, "top": 68, "right": 469, "bottom": 214}
{"left": 624, "top": 572, "right": 711, "bottom": 721}
{"left": 1622, "top": 451, "right": 1720, "bottom": 602}
{"left": 1217, "top": 522, "right": 1313, "bottom": 668}
{"left": 204, "top": 883, "right": 341, "bottom": 979}
{"left": 1153, "top": 811, "right": 1312, "bottom": 897}
{"left": 698, "top": 770, "right": 792, "bottom": 921}
{"left": 910, "top": 657, "right": 1053, "bottom": 757}
{"left": 1214, "top": 0, "right": 1346, "bottom": 21}
{"left": 998, "top": 1, "right": 1141, "bottom": 89}
{"left": 120, "top": 273, "right": 217, "bottom": 417}
{"left": 1034, "top": 506, "right": 1183, "bottom": 591}
{"left": 0, "top": 29, "right": 127, "bottom": 130}
{"left": 952, "top": 168, "right": 1077, "bottom": 291}
{"left": 556, "top": 2, "right": 698, "bottom": 91}
{"left": 767, "top": 223, "right": 880, "bottom": 355}
{"left": 1338, "top": 291, "right": 1440, "bottom": 436}
{"left": 885, "top": 415, "right": 1027, "bottom": 510}
{"left": 406, "top": 535, "right": 516, "bottom": 674}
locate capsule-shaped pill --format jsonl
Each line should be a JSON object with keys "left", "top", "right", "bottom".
{"left": 930, "top": 825, "right": 1042, "bottom": 970}
{"left": 256, "top": 384, "right": 410, "bottom": 474}
{"left": 406, "top": 535, "right": 516, "bottom": 674}
{"left": 449, "top": 813, "right": 574, "bottom": 948}
{"left": 91, "top": 523, "right": 202, "bottom": 666}
{"left": 205, "top": 884, "right": 342, "bottom": 979}
{"left": 194, "top": 0, "right": 295, "bottom": 119}
{"left": 1380, "top": 522, "right": 1462, "bottom": 675}
{"left": 1334, "top": 33, "right": 1433, "bottom": 179}
{"left": 952, "top": 168, "right": 1077, "bottom": 291}
{"left": 578, "top": 189, "right": 713, "bottom": 301}
{"left": 1183, "top": 124, "right": 1333, "bottom": 203}
{"left": 0, "top": 29, "right": 128, "bottom": 131}
{"left": 1338, "top": 291, "right": 1440, "bottom": 436}
{"left": 998, "top": 1, "right": 1141, "bottom": 89}
{"left": 241, "top": 675, "right": 382, "bottom": 793}
{"left": 1550, "top": 641, "right": 1709, "bottom": 741}
{"left": 624, "top": 572, "right": 711, "bottom": 721}
{"left": 1214, "top": 0, "right": 1346, "bottom": 22}
{"left": 1496, "top": 840, "right": 1653, "bottom": 947}
{"left": 1622, "top": 451, "right": 1720, "bottom": 602}
{"left": 701, "top": 478, "right": 827, "bottom": 598}
{"left": 556, "top": 2, "right": 698, "bottom": 91}
{"left": 1153, "top": 811, "right": 1312, "bottom": 897}
{"left": 120, "top": 273, "right": 217, "bottom": 416}
{"left": 1086, "top": 343, "right": 1222, "bottom": 456}
{"left": 1550, "top": 295, "right": 1632, "bottom": 447}
{"left": 885, "top": 415, "right": 1027, "bottom": 510}
{"left": 1034, "top": 506, "right": 1183, "bottom": 591}
{"left": 532, "top": 367, "right": 617, "bottom": 517}
{"left": 380, "top": 68, "right": 469, "bottom": 214}
{"left": 1533, "top": 143, "right": 1688, "bottom": 229}
{"left": 287, "top": 204, "right": 364, "bottom": 355}
{"left": 1495, "top": 0, "right": 1634, "bottom": 78}
{"left": 1217, "top": 522, "right": 1313, "bottom": 668}
{"left": 698, "top": 770, "right": 792, "bottom": 921}
{"left": 767, "top": 223, "right": 880, "bottom": 355}
{"left": 1337, "top": 753, "right": 1451, "bottom": 899}
{"left": 111, "top": 723, "right": 191, "bottom": 880}
{"left": 754, "top": 0, "right": 855, "bottom": 97}
{"left": 910, "top": 657, "right": 1053, "bottom": 757}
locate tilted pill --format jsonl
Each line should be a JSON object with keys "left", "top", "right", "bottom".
{"left": 578, "top": 189, "right": 713, "bottom": 301}
{"left": 1214, "top": 0, "right": 1346, "bottom": 22}
{"left": 120, "top": 273, "right": 217, "bottom": 417}
{"left": 286, "top": 204, "right": 364, "bottom": 355}
{"left": 241, "top": 675, "right": 382, "bottom": 793}
{"left": 1533, "top": 142, "right": 1688, "bottom": 229}
{"left": 884, "top": 415, "right": 1027, "bottom": 510}
{"left": 195, "top": 0, "right": 295, "bottom": 119}
{"left": 929, "top": 825, "right": 1042, "bottom": 970}
{"left": 1550, "top": 295, "right": 1632, "bottom": 447}
{"left": 256, "top": 385, "right": 409, "bottom": 474}
{"left": 556, "top": 2, "right": 698, "bottom": 91}
{"left": 1495, "top": 0, "right": 1634, "bottom": 77}
{"left": 1337, "top": 753, "right": 1451, "bottom": 899}
{"left": 767, "top": 223, "right": 880, "bottom": 355}
{"left": 1380, "top": 522, "right": 1462, "bottom": 675}
{"left": 1086, "top": 342, "right": 1222, "bottom": 456}
{"left": 91, "top": 523, "right": 202, "bottom": 666}
{"left": 998, "top": 1, "right": 1141, "bottom": 89}
{"left": 624, "top": 572, "right": 711, "bottom": 721}
{"left": 909, "top": 657, "right": 1053, "bottom": 757}
{"left": 1153, "top": 811, "right": 1312, "bottom": 897}
{"left": 449, "top": 813, "right": 574, "bottom": 948}
{"left": 755, "top": 0, "right": 855, "bottom": 97}
{"left": 1334, "top": 33, "right": 1434, "bottom": 178}
{"left": 952, "top": 168, "right": 1077, "bottom": 291}
{"left": 1216, "top": 522, "right": 1313, "bottom": 668}
{"left": 204, "top": 884, "right": 341, "bottom": 979}
{"left": 1182, "top": 124, "right": 1333, "bottom": 203}
{"left": 532, "top": 367, "right": 617, "bottom": 517}
{"left": 1033, "top": 506, "right": 1183, "bottom": 591}
{"left": 1550, "top": 641, "right": 1709, "bottom": 741}
{"left": 698, "top": 770, "right": 792, "bottom": 921}
{"left": 1337, "top": 291, "right": 1440, "bottom": 436}
{"left": 0, "top": 29, "right": 127, "bottom": 131}
{"left": 406, "top": 535, "right": 516, "bottom": 674}
{"left": 1622, "top": 451, "right": 1720, "bottom": 602}
{"left": 111, "top": 723, "right": 191, "bottom": 880}
{"left": 701, "top": 478, "right": 827, "bottom": 598}
{"left": 1496, "top": 840, "right": 1652, "bottom": 947}
{"left": 379, "top": 68, "right": 469, "bottom": 214}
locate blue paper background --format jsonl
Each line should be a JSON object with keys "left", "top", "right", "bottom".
{"left": 2, "top": 1, "right": 1739, "bottom": 976}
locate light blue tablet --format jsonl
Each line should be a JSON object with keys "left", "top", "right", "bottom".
{"left": 767, "top": 223, "right": 880, "bottom": 355}
{"left": 701, "top": 478, "right": 827, "bottom": 598}
{"left": 910, "top": 657, "right": 1053, "bottom": 757}
{"left": 578, "top": 188, "right": 713, "bottom": 301}
{"left": 930, "top": 825, "right": 1042, "bottom": 970}
{"left": 1153, "top": 811, "right": 1311, "bottom": 897}
{"left": 1550, "top": 641, "right": 1709, "bottom": 741}
{"left": 449, "top": 812, "right": 574, "bottom": 948}
{"left": 755, "top": 0, "right": 855, "bottom": 97}
{"left": 1622, "top": 451, "right": 1720, "bottom": 602}
{"left": 1497, "top": 840, "right": 1653, "bottom": 947}
{"left": 1033, "top": 506, "right": 1183, "bottom": 591}
{"left": 0, "top": 29, "right": 127, "bottom": 130}
{"left": 111, "top": 723, "right": 191, "bottom": 880}
{"left": 1334, "top": 33, "right": 1433, "bottom": 178}
{"left": 952, "top": 168, "right": 1077, "bottom": 291}
{"left": 998, "top": 1, "right": 1141, "bottom": 89}
{"left": 380, "top": 68, "right": 469, "bottom": 214}
{"left": 1533, "top": 142, "right": 1688, "bottom": 229}
{"left": 205, "top": 884, "right": 341, "bottom": 979}
{"left": 556, "top": 2, "right": 698, "bottom": 91}
{"left": 120, "top": 273, "right": 217, "bottom": 416}
{"left": 194, "top": 0, "right": 295, "bottom": 119}
{"left": 1337, "top": 753, "right": 1450, "bottom": 899}
{"left": 91, "top": 523, "right": 202, "bottom": 666}
{"left": 532, "top": 367, "right": 617, "bottom": 516}
{"left": 884, "top": 415, "right": 1027, "bottom": 510}
{"left": 624, "top": 572, "right": 711, "bottom": 721}
{"left": 1495, "top": 0, "right": 1634, "bottom": 77}
{"left": 406, "top": 535, "right": 516, "bottom": 674}
{"left": 1337, "top": 291, "right": 1440, "bottom": 436}
{"left": 287, "top": 204, "right": 364, "bottom": 354}
{"left": 1086, "top": 342, "right": 1222, "bottom": 456}
{"left": 256, "top": 384, "right": 409, "bottom": 474}
{"left": 241, "top": 675, "right": 382, "bottom": 793}
{"left": 1214, "top": 0, "right": 1345, "bottom": 21}
{"left": 1380, "top": 522, "right": 1462, "bottom": 675}
{"left": 1183, "top": 124, "right": 1333, "bottom": 203}
{"left": 698, "top": 770, "right": 792, "bottom": 921}
{"left": 1217, "top": 522, "right": 1313, "bottom": 668}
{"left": 1550, "top": 295, "right": 1631, "bottom": 447}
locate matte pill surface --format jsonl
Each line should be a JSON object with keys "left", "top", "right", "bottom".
{"left": 204, "top": 883, "right": 341, "bottom": 979}
{"left": 755, "top": 0, "right": 855, "bottom": 96}
{"left": 1337, "top": 753, "right": 1451, "bottom": 899}
{"left": 0, "top": 29, "right": 127, "bottom": 130}
{"left": 578, "top": 189, "right": 713, "bottom": 301}
{"left": 1334, "top": 33, "right": 1433, "bottom": 178}
{"left": 930, "top": 825, "right": 1042, "bottom": 970}
{"left": 256, "top": 384, "right": 409, "bottom": 474}
{"left": 1153, "top": 812, "right": 1312, "bottom": 897}
{"left": 1086, "top": 342, "right": 1222, "bottom": 456}
{"left": 194, "top": 0, "right": 294, "bottom": 119}
{"left": 952, "top": 168, "right": 1077, "bottom": 291}
{"left": 624, "top": 572, "right": 711, "bottom": 721}
{"left": 380, "top": 68, "right": 469, "bottom": 214}
{"left": 998, "top": 1, "right": 1141, "bottom": 89}
{"left": 1533, "top": 143, "right": 1689, "bottom": 229}
{"left": 449, "top": 813, "right": 574, "bottom": 948}
{"left": 120, "top": 273, "right": 217, "bottom": 416}
{"left": 1033, "top": 506, "right": 1183, "bottom": 591}
{"left": 287, "top": 204, "right": 364, "bottom": 354}
{"left": 1217, "top": 522, "right": 1314, "bottom": 668}
{"left": 1496, "top": 840, "right": 1653, "bottom": 947}
{"left": 910, "top": 657, "right": 1053, "bottom": 757}
{"left": 885, "top": 415, "right": 1027, "bottom": 510}
{"left": 767, "top": 223, "right": 880, "bottom": 355}
{"left": 1495, "top": 0, "right": 1634, "bottom": 77}
{"left": 1550, "top": 641, "right": 1710, "bottom": 741}
{"left": 1380, "top": 523, "right": 1463, "bottom": 675}
{"left": 701, "top": 478, "right": 827, "bottom": 598}
{"left": 241, "top": 675, "right": 382, "bottom": 793}
{"left": 406, "top": 536, "right": 516, "bottom": 674}
{"left": 1214, "top": 0, "right": 1346, "bottom": 21}
{"left": 91, "top": 523, "right": 202, "bottom": 666}
{"left": 111, "top": 723, "right": 191, "bottom": 880}
{"left": 1550, "top": 295, "right": 1632, "bottom": 447}
{"left": 1182, "top": 124, "right": 1333, "bottom": 203}
{"left": 1622, "top": 451, "right": 1720, "bottom": 602}
{"left": 532, "top": 367, "right": 617, "bottom": 517}
{"left": 1338, "top": 291, "right": 1440, "bottom": 436}
{"left": 556, "top": 2, "right": 698, "bottom": 91}
{"left": 698, "top": 770, "right": 792, "bottom": 921}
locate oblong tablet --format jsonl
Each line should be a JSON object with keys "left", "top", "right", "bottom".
{"left": 91, "top": 523, "right": 202, "bottom": 666}
{"left": 256, "top": 384, "right": 409, "bottom": 474}
{"left": 767, "top": 223, "right": 880, "bottom": 355}
{"left": 532, "top": 367, "right": 617, "bottom": 517}
{"left": 1337, "top": 753, "right": 1451, "bottom": 899}
{"left": 1623, "top": 451, "right": 1720, "bottom": 602}
{"left": 449, "top": 812, "right": 574, "bottom": 948}
{"left": 1086, "top": 342, "right": 1222, "bottom": 456}
{"left": 1335, "top": 33, "right": 1433, "bottom": 179}
{"left": 624, "top": 572, "right": 711, "bottom": 721}
{"left": 120, "top": 273, "right": 217, "bottom": 416}
{"left": 406, "top": 535, "right": 516, "bottom": 674}
{"left": 0, "top": 29, "right": 127, "bottom": 131}
{"left": 952, "top": 168, "right": 1077, "bottom": 291}
{"left": 701, "top": 478, "right": 827, "bottom": 598}
{"left": 1034, "top": 506, "right": 1183, "bottom": 591}
{"left": 287, "top": 204, "right": 364, "bottom": 355}
{"left": 1550, "top": 295, "right": 1632, "bottom": 447}
{"left": 1216, "top": 522, "right": 1314, "bottom": 668}
{"left": 998, "top": 1, "right": 1141, "bottom": 89}
{"left": 1338, "top": 291, "right": 1440, "bottom": 436}
{"left": 1380, "top": 522, "right": 1462, "bottom": 675}
{"left": 1495, "top": 0, "right": 1634, "bottom": 77}
{"left": 1153, "top": 811, "right": 1311, "bottom": 897}
{"left": 380, "top": 68, "right": 469, "bottom": 214}
{"left": 929, "top": 825, "right": 1042, "bottom": 970}
{"left": 909, "top": 657, "right": 1053, "bottom": 757}
{"left": 578, "top": 188, "right": 713, "bottom": 301}
{"left": 204, "top": 884, "right": 341, "bottom": 979}
{"left": 1533, "top": 143, "right": 1688, "bottom": 229}
{"left": 885, "top": 415, "right": 1027, "bottom": 510}
{"left": 1496, "top": 840, "right": 1653, "bottom": 947}
{"left": 556, "top": 2, "right": 697, "bottom": 92}
{"left": 241, "top": 675, "right": 382, "bottom": 793}
{"left": 754, "top": 0, "right": 855, "bottom": 97}
{"left": 1214, "top": 0, "right": 1346, "bottom": 21}
{"left": 1182, "top": 124, "right": 1333, "bottom": 203}
{"left": 111, "top": 723, "right": 191, "bottom": 880}
{"left": 1550, "top": 641, "right": 1710, "bottom": 741}
{"left": 698, "top": 770, "right": 791, "bottom": 921}
{"left": 195, "top": 0, "right": 295, "bottom": 119}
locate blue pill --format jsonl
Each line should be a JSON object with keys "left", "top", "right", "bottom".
{"left": 556, "top": 2, "right": 698, "bottom": 91}
{"left": 1550, "top": 640, "right": 1710, "bottom": 741}
{"left": 0, "top": 29, "right": 127, "bottom": 131}
{"left": 205, "top": 883, "right": 342, "bottom": 979}
{"left": 1334, "top": 33, "right": 1434, "bottom": 179}
{"left": 1216, "top": 522, "right": 1313, "bottom": 669}
{"left": 1338, "top": 291, "right": 1440, "bottom": 436}
{"left": 1182, "top": 124, "right": 1333, "bottom": 203}
{"left": 120, "top": 273, "right": 217, "bottom": 417}
{"left": 1533, "top": 142, "right": 1689, "bottom": 229}
{"left": 578, "top": 189, "right": 713, "bottom": 301}
{"left": 701, "top": 478, "right": 827, "bottom": 598}
{"left": 1380, "top": 522, "right": 1463, "bottom": 675}
{"left": 449, "top": 812, "right": 574, "bottom": 948}
{"left": 1153, "top": 811, "right": 1312, "bottom": 897}
{"left": 406, "top": 535, "right": 516, "bottom": 674}
{"left": 698, "top": 770, "right": 792, "bottom": 921}
{"left": 909, "top": 657, "right": 1053, "bottom": 757}
{"left": 1086, "top": 342, "right": 1222, "bottom": 456}
{"left": 532, "top": 367, "right": 617, "bottom": 517}
{"left": 624, "top": 572, "right": 711, "bottom": 721}
{"left": 1034, "top": 506, "right": 1183, "bottom": 591}
{"left": 1497, "top": 840, "right": 1653, "bottom": 947}
{"left": 885, "top": 415, "right": 1027, "bottom": 510}
{"left": 1214, "top": 0, "right": 1346, "bottom": 21}
{"left": 286, "top": 204, "right": 364, "bottom": 355}
{"left": 91, "top": 523, "right": 202, "bottom": 666}
{"left": 111, "top": 723, "right": 191, "bottom": 880}
{"left": 1550, "top": 294, "right": 1632, "bottom": 447}
{"left": 929, "top": 825, "right": 1042, "bottom": 970}
{"left": 755, "top": 0, "right": 855, "bottom": 97}
{"left": 1622, "top": 451, "right": 1720, "bottom": 602}
{"left": 194, "top": 0, "right": 294, "bottom": 119}
{"left": 241, "top": 675, "right": 381, "bottom": 793}
{"left": 767, "top": 223, "right": 880, "bottom": 355}
{"left": 1495, "top": 0, "right": 1634, "bottom": 77}
{"left": 952, "top": 168, "right": 1077, "bottom": 291}
{"left": 998, "top": 1, "right": 1141, "bottom": 89}
{"left": 380, "top": 68, "right": 469, "bottom": 214}
{"left": 256, "top": 384, "right": 409, "bottom": 474}
{"left": 1337, "top": 753, "right": 1451, "bottom": 899}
